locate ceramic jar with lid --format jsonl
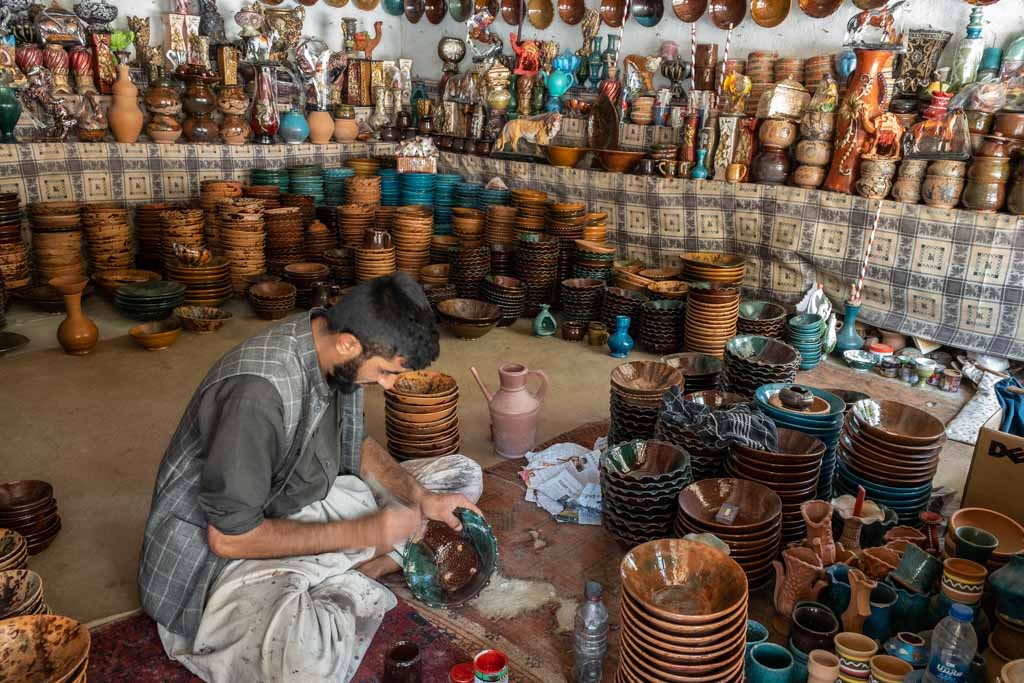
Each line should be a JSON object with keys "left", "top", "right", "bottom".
{"left": 144, "top": 74, "right": 182, "bottom": 144}
{"left": 962, "top": 156, "right": 1011, "bottom": 212}
{"left": 334, "top": 105, "right": 359, "bottom": 142}
{"left": 217, "top": 84, "right": 250, "bottom": 145}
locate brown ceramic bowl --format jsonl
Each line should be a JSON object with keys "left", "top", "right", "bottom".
{"left": 950, "top": 508, "right": 1024, "bottom": 558}
{"left": 385, "top": 403, "right": 458, "bottom": 425}
{"left": 660, "top": 352, "right": 723, "bottom": 377}
{"left": 0, "top": 482, "right": 54, "bottom": 513}
{"left": 130, "top": 320, "right": 182, "bottom": 351}
{"left": 0, "top": 570, "right": 43, "bottom": 619}
{"left": 731, "top": 429, "right": 826, "bottom": 465}
{"left": 437, "top": 298, "right": 502, "bottom": 324}
{"left": 174, "top": 306, "right": 232, "bottom": 334}
{"left": 852, "top": 399, "right": 945, "bottom": 446}
{"left": 249, "top": 281, "right": 298, "bottom": 300}
{"left": 677, "top": 478, "right": 783, "bottom": 534}
{"left": 611, "top": 361, "right": 684, "bottom": 396}
{"left": 0, "top": 615, "right": 89, "bottom": 682}
{"left": 843, "top": 415, "right": 942, "bottom": 455}
{"left": 621, "top": 596, "right": 748, "bottom": 650}
{"left": 595, "top": 149, "right": 646, "bottom": 173}
{"left": 993, "top": 112, "right": 1024, "bottom": 140}
{"left": 683, "top": 390, "right": 746, "bottom": 408}
{"left": 545, "top": 144, "right": 589, "bottom": 167}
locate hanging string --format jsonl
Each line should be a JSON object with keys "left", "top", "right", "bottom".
{"left": 854, "top": 200, "right": 885, "bottom": 302}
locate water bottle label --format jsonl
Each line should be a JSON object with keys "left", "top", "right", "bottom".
{"left": 927, "top": 654, "right": 970, "bottom": 682}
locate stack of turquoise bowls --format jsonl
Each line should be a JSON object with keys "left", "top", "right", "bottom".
{"left": 478, "top": 186, "right": 510, "bottom": 207}
{"left": 786, "top": 314, "right": 825, "bottom": 370}
{"left": 323, "top": 167, "right": 355, "bottom": 207}
{"left": 433, "top": 174, "right": 462, "bottom": 234}
{"left": 454, "top": 182, "right": 481, "bottom": 209}
{"left": 250, "top": 168, "right": 288, "bottom": 192}
{"left": 378, "top": 169, "right": 400, "bottom": 206}
{"left": 400, "top": 172, "right": 437, "bottom": 207}
{"left": 287, "top": 165, "right": 324, "bottom": 205}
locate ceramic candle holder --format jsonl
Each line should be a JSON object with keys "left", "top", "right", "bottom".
{"left": 835, "top": 632, "right": 878, "bottom": 682}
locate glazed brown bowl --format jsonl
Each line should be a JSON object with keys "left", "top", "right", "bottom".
{"left": 437, "top": 298, "right": 502, "bottom": 324}
{"left": 0, "top": 615, "right": 89, "bottom": 682}
{"left": 174, "top": 306, "right": 232, "bottom": 334}
{"left": 594, "top": 148, "right": 646, "bottom": 173}
{"left": 993, "top": 112, "right": 1024, "bottom": 140}
{"left": 677, "top": 478, "right": 783, "bottom": 534}
{"left": 949, "top": 508, "right": 1024, "bottom": 558}
{"left": 249, "top": 281, "right": 298, "bottom": 300}
{"left": 611, "top": 361, "right": 684, "bottom": 396}
{"left": 0, "top": 570, "right": 43, "bottom": 619}
{"left": 389, "top": 371, "right": 458, "bottom": 399}
{"left": 732, "top": 429, "right": 826, "bottom": 465}
{"left": 661, "top": 352, "right": 723, "bottom": 377}
{"left": 852, "top": 399, "right": 945, "bottom": 446}
{"left": 684, "top": 390, "right": 746, "bottom": 408}
{"left": 129, "top": 320, "right": 182, "bottom": 351}
{"left": 545, "top": 144, "right": 589, "bottom": 167}
{"left": 0, "top": 481, "right": 54, "bottom": 514}
{"left": 621, "top": 595, "right": 748, "bottom": 649}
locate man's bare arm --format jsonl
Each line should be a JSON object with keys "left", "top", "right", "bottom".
{"left": 359, "top": 435, "right": 428, "bottom": 505}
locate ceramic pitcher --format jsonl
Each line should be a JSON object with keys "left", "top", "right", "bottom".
{"left": 773, "top": 547, "right": 828, "bottom": 623}
{"left": 471, "top": 363, "right": 549, "bottom": 459}
{"left": 802, "top": 500, "right": 837, "bottom": 566}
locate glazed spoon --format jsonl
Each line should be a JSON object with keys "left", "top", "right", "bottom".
{"left": 671, "top": 0, "right": 706, "bottom": 22}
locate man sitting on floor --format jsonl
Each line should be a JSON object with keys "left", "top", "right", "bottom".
{"left": 137, "top": 273, "right": 483, "bottom": 682}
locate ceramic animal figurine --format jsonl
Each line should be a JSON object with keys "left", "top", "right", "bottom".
{"left": 18, "top": 66, "right": 77, "bottom": 142}
{"left": 843, "top": 568, "right": 876, "bottom": 633}
{"left": 863, "top": 112, "right": 904, "bottom": 160}
{"left": 494, "top": 112, "right": 561, "bottom": 152}
{"left": 471, "top": 363, "right": 549, "bottom": 459}
{"left": 509, "top": 34, "right": 541, "bottom": 77}
{"left": 802, "top": 500, "right": 838, "bottom": 566}
{"left": 773, "top": 547, "right": 828, "bottom": 629}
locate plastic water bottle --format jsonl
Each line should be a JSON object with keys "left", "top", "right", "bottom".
{"left": 923, "top": 604, "right": 978, "bottom": 683}
{"left": 571, "top": 580, "right": 608, "bottom": 683}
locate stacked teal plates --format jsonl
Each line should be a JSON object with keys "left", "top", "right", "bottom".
{"left": 288, "top": 165, "right": 325, "bottom": 205}
{"left": 754, "top": 383, "right": 844, "bottom": 500}
{"left": 478, "top": 187, "right": 510, "bottom": 207}
{"left": 786, "top": 314, "right": 825, "bottom": 370}
{"left": 323, "top": 168, "right": 355, "bottom": 207}
{"left": 433, "top": 174, "right": 461, "bottom": 234}
{"left": 378, "top": 169, "right": 400, "bottom": 206}
{"left": 115, "top": 280, "right": 187, "bottom": 321}
{"left": 400, "top": 173, "right": 437, "bottom": 207}
{"left": 454, "top": 182, "right": 481, "bottom": 209}
{"left": 250, "top": 168, "right": 288, "bottom": 192}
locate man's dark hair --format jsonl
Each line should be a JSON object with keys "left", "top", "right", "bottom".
{"left": 324, "top": 272, "right": 440, "bottom": 370}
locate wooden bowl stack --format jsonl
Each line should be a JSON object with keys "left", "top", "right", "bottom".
{"left": 281, "top": 193, "right": 316, "bottom": 226}
{"left": 304, "top": 220, "right": 337, "bottom": 262}
{"left": 511, "top": 189, "right": 548, "bottom": 240}
{"left": 345, "top": 176, "right": 382, "bottom": 207}
{"left": 384, "top": 371, "right": 461, "bottom": 461}
{"left": 392, "top": 206, "right": 433, "bottom": 278}
{"left": 81, "top": 202, "right": 134, "bottom": 275}
{"left": 452, "top": 208, "right": 485, "bottom": 248}
{"left": 218, "top": 198, "right": 266, "bottom": 296}
{"left": 450, "top": 244, "right": 490, "bottom": 299}
{"left": 485, "top": 206, "right": 517, "bottom": 247}
{"left": 347, "top": 157, "right": 381, "bottom": 177}
{"left": 547, "top": 202, "right": 588, "bottom": 285}
{"left": 480, "top": 275, "right": 526, "bottom": 326}
{"left": 160, "top": 208, "right": 205, "bottom": 267}
{"left": 324, "top": 247, "right": 355, "bottom": 287}
{"left": 248, "top": 280, "right": 297, "bottom": 320}
{"left": 514, "top": 233, "right": 560, "bottom": 316}
{"left": 0, "top": 569, "right": 48, "bottom": 617}
{"left": 165, "top": 257, "right": 232, "bottom": 306}
{"left": 430, "top": 235, "right": 459, "bottom": 264}
{"left": 242, "top": 184, "right": 281, "bottom": 209}
{"left": 355, "top": 244, "right": 397, "bottom": 283}
{"left": 135, "top": 203, "right": 175, "bottom": 269}
{"left": 0, "top": 615, "right": 90, "bottom": 682}
{"left": 283, "top": 262, "right": 329, "bottom": 308}
{"left": 29, "top": 201, "right": 85, "bottom": 283}
{"left": 584, "top": 211, "right": 608, "bottom": 242}
{"left": 0, "top": 480, "right": 61, "bottom": 555}
{"left": 609, "top": 361, "right": 684, "bottom": 445}
{"left": 0, "top": 192, "right": 30, "bottom": 289}
{"left": 336, "top": 204, "right": 376, "bottom": 247}
{"left": 200, "top": 180, "right": 243, "bottom": 252}
{"left": 419, "top": 264, "right": 449, "bottom": 286}
{"left": 264, "top": 207, "right": 305, "bottom": 275}
{"left": 0, "top": 528, "right": 28, "bottom": 571}
{"left": 684, "top": 285, "right": 742, "bottom": 358}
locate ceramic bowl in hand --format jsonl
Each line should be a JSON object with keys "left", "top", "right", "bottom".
{"left": 404, "top": 508, "right": 498, "bottom": 608}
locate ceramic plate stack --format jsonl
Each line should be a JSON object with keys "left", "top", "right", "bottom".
{"left": 347, "top": 157, "right": 381, "bottom": 178}
{"left": 601, "top": 440, "right": 691, "bottom": 547}
{"left": 726, "top": 428, "right": 826, "bottom": 546}
{"left": 284, "top": 262, "right": 329, "bottom": 308}
{"left": 324, "top": 248, "right": 355, "bottom": 287}
{"left": 354, "top": 245, "right": 397, "bottom": 284}
{"left": 281, "top": 193, "right": 316, "bottom": 226}
{"left": 419, "top": 264, "right": 449, "bottom": 286}
{"left": 774, "top": 57, "right": 804, "bottom": 84}
{"left": 602, "top": 286, "right": 648, "bottom": 329}
{"left": 485, "top": 206, "right": 517, "bottom": 247}
{"left": 375, "top": 206, "right": 397, "bottom": 234}
{"left": 454, "top": 182, "right": 481, "bottom": 209}
{"left": 478, "top": 186, "right": 510, "bottom": 208}
{"left": 323, "top": 167, "right": 356, "bottom": 206}
{"left": 684, "top": 284, "right": 741, "bottom": 358}
{"left": 431, "top": 235, "right": 459, "bottom": 264}
{"left": 574, "top": 239, "right": 616, "bottom": 281}
{"left": 786, "top": 314, "right": 825, "bottom": 370}
{"left": 452, "top": 208, "right": 485, "bottom": 248}
{"left": 304, "top": 219, "right": 337, "bottom": 263}
{"left": 378, "top": 168, "right": 400, "bottom": 207}
{"left": 165, "top": 257, "right": 232, "bottom": 306}
{"left": 614, "top": 267, "right": 655, "bottom": 293}
{"left": 489, "top": 244, "right": 514, "bottom": 276}
{"left": 385, "top": 371, "right": 460, "bottom": 461}
{"left": 134, "top": 203, "right": 174, "bottom": 268}
{"left": 639, "top": 300, "right": 685, "bottom": 353}
{"left": 610, "top": 361, "right": 684, "bottom": 445}
{"left": 561, "top": 278, "right": 605, "bottom": 323}
{"left": 218, "top": 199, "right": 266, "bottom": 295}
{"left": 480, "top": 275, "right": 526, "bottom": 326}
{"left": 678, "top": 252, "right": 746, "bottom": 286}
{"left": 804, "top": 54, "right": 836, "bottom": 87}
{"left": 515, "top": 233, "right": 560, "bottom": 316}
{"left": 390, "top": 206, "right": 433, "bottom": 277}
{"left": 263, "top": 207, "right": 305, "bottom": 275}
{"left": 661, "top": 353, "right": 723, "bottom": 393}
{"left": 287, "top": 165, "right": 324, "bottom": 205}
{"left": 674, "top": 479, "right": 783, "bottom": 590}
{"left": 0, "top": 615, "right": 90, "bottom": 683}
{"left": 248, "top": 281, "right": 297, "bottom": 320}
{"left": 738, "top": 300, "right": 787, "bottom": 337}
{"left": 721, "top": 335, "right": 800, "bottom": 399}
{"left": 511, "top": 189, "right": 549, "bottom": 225}
{"left": 251, "top": 168, "right": 289, "bottom": 192}
{"left": 0, "top": 480, "right": 61, "bottom": 555}
{"left": 617, "top": 539, "right": 748, "bottom": 683}
{"left": 433, "top": 174, "right": 461, "bottom": 233}
{"left": 115, "top": 280, "right": 186, "bottom": 321}
{"left": 243, "top": 183, "right": 281, "bottom": 209}
{"left": 29, "top": 201, "right": 85, "bottom": 283}
{"left": 755, "top": 384, "right": 846, "bottom": 500}
{"left": 345, "top": 175, "right": 381, "bottom": 207}
{"left": 400, "top": 173, "right": 437, "bottom": 207}
{"left": 160, "top": 208, "right": 205, "bottom": 267}
{"left": 746, "top": 51, "right": 778, "bottom": 117}
{"left": 80, "top": 203, "right": 134, "bottom": 274}
{"left": 449, "top": 244, "right": 490, "bottom": 299}
{"left": 655, "top": 389, "right": 747, "bottom": 480}
{"left": 648, "top": 281, "right": 690, "bottom": 302}
{"left": 0, "top": 570, "right": 47, "bottom": 617}
{"left": 836, "top": 400, "right": 945, "bottom": 526}
{"left": 547, "top": 202, "right": 587, "bottom": 284}
{"left": 0, "top": 529, "right": 28, "bottom": 571}
{"left": 200, "top": 181, "right": 243, "bottom": 252}
{"left": 336, "top": 204, "right": 376, "bottom": 247}
{"left": 0, "top": 193, "right": 29, "bottom": 289}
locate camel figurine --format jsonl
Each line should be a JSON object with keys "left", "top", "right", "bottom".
{"left": 354, "top": 21, "right": 383, "bottom": 60}
{"left": 862, "top": 111, "right": 903, "bottom": 160}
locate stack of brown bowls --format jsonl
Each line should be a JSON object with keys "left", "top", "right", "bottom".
{"left": 655, "top": 389, "right": 747, "bottom": 480}
{"left": 618, "top": 539, "right": 748, "bottom": 682}
{"left": 345, "top": 176, "right": 382, "bottom": 207}
{"left": 515, "top": 233, "right": 560, "bottom": 316}
{"left": 29, "top": 202, "right": 85, "bottom": 283}
{"left": 419, "top": 264, "right": 449, "bottom": 286}
{"left": 674, "top": 478, "right": 783, "bottom": 590}
{"left": 336, "top": 204, "right": 376, "bottom": 247}
{"left": 304, "top": 220, "right": 337, "bottom": 263}
{"left": 165, "top": 257, "right": 233, "bottom": 306}
{"left": 0, "top": 615, "right": 90, "bottom": 682}
{"left": 481, "top": 274, "right": 527, "bottom": 326}
{"left": 660, "top": 353, "right": 723, "bottom": 393}
{"left": 324, "top": 247, "right": 355, "bottom": 287}
{"left": 200, "top": 180, "right": 243, "bottom": 252}
{"left": 161, "top": 208, "right": 205, "bottom": 266}
{"left": 347, "top": 157, "right": 381, "bottom": 177}
{"left": 511, "top": 189, "right": 549, "bottom": 221}
{"left": 726, "top": 429, "right": 826, "bottom": 545}
{"left": 601, "top": 440, "right": 691, "bottom": 547}
{"left": 485, "top": 206, "right": 517, "bottom": 247}
{"left": 0, "top": 480, "right": 61, "bottom": 555}
{"left": 281, "top": 193, "right": 316, "bottom": 227}
{"left": 603, "top": 286, "right": 648, "bottom": 329}
{"left": 384, "top": 371, "right": 460, "bottom": 461}
{"left": 640, "top": 267, "right": 682, "bottom": 283}
{"left": 561, "top": 278, "right": 605, "bottom": 322}
{"left": 547, "top": 202, "right": 587, "bottom": 283}
{"left": 774, "top": 58, "right": 805, "bottom": 84}
{"left": 610, "top": 361, "right": 683, "bottom": 445}
{"left": 0, "top": 529, "right": 27, "bottom": 571}
{"left": 678, "top": 252, "right": 746, "bottom": 285}
{"left": 574, "top": 239, "right": 616, "bottom": 281}
{"left": 584, "top": 211, "right": 608, "bottom": 242}
{"left": 283, "top": 262, "right": 329, "bottom": 308}
{"left": 392, "top": 206, "right": 433, "bottom": 277}
{"left": 0, "top": 569, "right": 48, "bottom": 617}
{"left": 647, "top": 281, "right": 689, "bottom": 301}
{"left": 746, "top": 51, "right": 778, "bottom": 117}
{"left": 248, "top": 280, "right": 296, "bottom": 319}
{"left": 80, "top": 202, "right": 134, "bottom": 274}
{"left": 450, "top": 244, "right": 490, "bottom": 299}
{"left": 437, "top": 299, "right": 501, "bottom": 339}
{"left": 264, "top": 207, "right": 305, "bottom": 274}
{"left": 354, "top": 245, "right": 397, "bottom": 283}
{"left": 452, "top": 208, "right": 485, "bottom": 248}
{"left": 721, "top": 335, "right": 800, "bottom": 399}
{"left": 218, "top": 199, "right": 266, "bottom": 295}
{"left": 0, "top": 193, "right": 29, "bottom": 289}
{"left": 243, "top": 183, "right": 281, "bottom": 209}
{"left": 422, "top": 283, "right": 457, "bottom": 312}
{"left": 804, "top": 54, "right": 836, "bottom": 86}
{"left": 639, "top": 300, "right": 685, "bottom": 353}
{"left": 685, "top": 284, "right": 741, "bottom": 358}
{"left": 737, "top": 300, "right": 787, "bottom": 337}
{"left": 431, "top": 235, "right": 459, "bottom": 264}
{"left": 614, "top": 267, "right": 655, "bottom": 293}
{"left": 135, "top": 203, "right": 175, "bottom": 268}
{"left": 490, "top": 244, "right": 514, "bottom": 275}
{"left": 375, "top": 206, "right": 397, "bottom": 232}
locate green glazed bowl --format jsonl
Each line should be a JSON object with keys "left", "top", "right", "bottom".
{"left": 403, "top": 508, "right": 498, "bottom": 608}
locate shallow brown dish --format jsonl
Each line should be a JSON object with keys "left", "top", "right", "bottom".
{"left": 437, "top": 298, "right": 502, "bottom": 324}
{"left": 853, "top": 400, "right": 945, "bottom": 446}
{"left": 595, "top": 148, "right": 646, "bottom": 173}
{"left": 174, "top": 306, "right": 232, "bottom": 334}
{"left": 558, "top": 0, "right": 584, "bottom": 23}
{"left": 798, "top": 0, "right": 843, "bottom": 18}
{"left": 0, "top": 481, "right": 53, "bottom": 513}
{"left": 0, "top": 615, "right": 89, "bottom": 681}
{"left": 611, "top": 361, "right": 683, "bottom": 396}
{"left": 671, "top": 0, "right": 707, "bottom": 21}
{"left": 390, "top": 371, "right": 458, "bottom": 399}
{"left": 750, "top": 0, "right": 789, "bottom": 27}
{"left": 708, "top": 0, "right": 744, "bottom": 28}
{"left": 677, "top": 478, "right": 783, "bottom": 534}
{"left": 600, "top": 0, "right": 626, "bottom": 27}
{"left": 130, "top": 320, "right": 182, "bottom": 352}
{"left": 949, "top": 508, "right": 1024, "bottom": 558}
{"left": 587, "top": 95, "right": 619, "bottom": 151}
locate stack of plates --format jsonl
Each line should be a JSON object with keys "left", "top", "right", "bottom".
{"left": 324, "top": 167, "right": 356, "bottom": 207}
{"left": 284, "top": 262, "right": 330, "bottom": 308}
{"left": 199, "top": 181, "right": 242, "bottom": 252}
{"left": 602, "top": 286, "right": 648, "bottom": 329}
{"left": 655, "top": 389, "right": 747, "bottom": 480}
{"left": 639, "top": 299, "right": 685, "bottom": 353}
{"left": 248, "top": 281, "right": 297, "bottom": 320}
{"left": 786, "top": 314, "right": 825, "bottom": 370}
{"left": 0, "top": 528, "right": 27, "bottom": 571}
{"left": 0, "top": 570, "right": 47, "bottom": 617}
{"left": 0, "top": 193, "right": 28, "bottom": 289}
{"left": 617, "top": 539, "right": 748, "bottom": 683}
{"left": 0, "top": 480, "right": 61, "bottom": 555}
{"left": 81, "top": 203, "right": 134, "bottom": 274}
{"left": 336, "top": 204, "right": 376, "bottom": 247}
{"left": 512, "top": 189, "right": 548, "bottom": 238}
{"left": 490, "top": 244, "right": 514, "bottom": 276}
{"left": 478, "top": 186, "right": 510, "bottom": 207}
{"left": 515, "top": 233, "right": 560, "bottom": 316}
{"left": 726, "top": 429, "right": 826, "bottom": 546}
{"left": 243, "top": 183, "right": 281, "bottom": 209}
{"left": 755, "top": 384, "right": 846, "bottom": 500}
{"left": 160, "top": 208, "right": 205, "bottom": 267}
{"left": 485, "top": 206, "right": 517, "bottom": 247}
{"left": 218, "top": 198, "right": 266, "bottom": 295}
{"left": 281, "top": 193, "right": 316, "bottom": 226}
{"left": 452, "top": 208, "right": 485, "bottom": 248}
{"left": 640, "top": 267, "right": 682, "bottom": 283}
{"left": 264, "top": 207, "right": 305, "bottom": 275}
{"left": 419, "top": 264, "right": 449, "bottom": 286}
{"left": 433, "top": 174, "right": 461, "bottom": 232}
{"left": 774, "top": 58, "right": 805, "bottom": 84}
{"left": 378, "top": 168, "right": 400, "bottom": 206}
{"left": 251, "top": 168, "right": 289, "bottom": 192}
{"left": 345, "top": 176, "right": 381, "bottom": 207}
{"left": 674, "top": 478, "right": 783, "bottom": 590}
{"left": 165, "top": 257, "right": 232, "bottom": 306}
{"left": 574, "top": 239, "right": 616, "bottom": 281}
{"left": 547, "top": 202, "right": 587, "bottom": 284}
{"left": 481, "top": 275, "right": 526, "bottom": 326}
{"left": 561, "top": 278, "right": 605, "bottom": 323}
{"left": 0, "top": 615, "right": 90, "bottom": 683}
{"left": 400, "top": 173, "right": 437, "bottom": 207}
{"left": 585, "top": 211, "right": 608, "bottom": 241}
{"left": 647, "top": 281, "right": 690, "bottom": 301}
{"left": 385, "top": 371, "right": 460, "bottom": 461}
{"left": 422, "top": 283, "right": 457, "bottom": 312}
{"left": 610, "top": 361, "right": 683, "bottom": 445}
{"left": 804, "top": 54, "right": 836, "bottom": 88}
{"left": 601, "top": 440, "right": 691, "bottom": 547}
{"left": 375, "top": 206, "right": 397, "bottom": 234}
{"left": 450, "top": 244, "right": 490, "bottom": 299}
{"left": 660, "top": 352, "right": 723, "bottom": 393}
{"left": 614, "top": 269, "right": 655, "bottom": 292}
{"left": 454, "top": 182, "right": 481, "bottom": 209}
{"left": 354, "top": 246, "right": 397, "bottom": 283}
{"left": 678, "top": 252, "right": 746, "bottom": 286}
{"left": 836, "top": 400, "right": 945, "bottom": 525}
{"left": 29, "top": 201, "right": 85, "bottom": 283}
{"left": 288, "top": 165, "right": 325, "bottom": 205}
{"left": 431, "top": 235, "right": 459, "bottom": 264}
{"left": 115, "top": 280, "right": 186, "bottom": 321}
{"left": 738, "top": 300, "right": 787, "bottom": 338}
{"left": 324, "top": 248, "right": 355, "bottom": 287}
{"left": 304, "top": 219, "right": 336, "bottom": 263}
{"left": 721, "top": 335, "right": 800, "bottom": 399}
{"left": 135, "top": 203, "right": 175, "bottom": 269}
{"left": 392, "top": 206, "right": 434, "bottom": 278}
{"left": 684, "top": 284, "right": 741, "bottom": 358}
{"left": 347, "top": 157, "right": 381, "bottom": 177}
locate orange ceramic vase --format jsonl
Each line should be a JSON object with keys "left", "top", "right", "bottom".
{"left": 50, "top": 277, "right": 98, "bottom": 355}
{"left": 307, "top": 111, "right": 334, "bottom": 144}
{"left": 824, "top": 48, "right": 896, "bottom": 194}
{"left": 108, "top": 64, "right": 144, "bottom": 143}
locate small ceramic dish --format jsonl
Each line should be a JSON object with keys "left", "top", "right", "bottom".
{"left": 403, "top": 508, "right": 497, "bottom": 608}
{"left": 844, "top": 350, "right": 881, "bottom": 372}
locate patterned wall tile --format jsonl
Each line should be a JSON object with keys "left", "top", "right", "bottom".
{"left": 38, "top": 175, "right": 73, "bottom": 201}
{"left": 965, "top": 245, "right": 1011, "bottom": 286}
{"left": 81, "top": 172, "right": 113, "bottom": 201}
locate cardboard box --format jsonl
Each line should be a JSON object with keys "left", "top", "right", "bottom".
{"left": 962, "top": 412, "right": 1024, "bottom": 524}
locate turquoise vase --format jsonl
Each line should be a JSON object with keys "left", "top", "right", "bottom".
{"left": 990, "top": 553, "right": 1024, "bottom": 625}
{"left": 862, "top": 581, "right": 898, "bottom": 642}
{"left": 532, "top": 304, "right": 556, "bottom": 336}
{"left": 885, "top": 577, "right": 933, "bottom": 635}
{"left": 0, "top": 86, "right": 20, "bottom": 144}
{"left": 692, "top": 149, "right": 709, "bottom": 179}
{"left": 821, "top": 564, "right": 851, "bottom": 623}
{"left": 608, "top": 315, "right": 634, "bottom": 358}
{"left": 587, "top": 37, "right": 604, "bottom": 90}
{"left": 279, "top": 108, "right": 309, "bottom": 144}
{"left": 835, "top": 301, "right": 865, "bottom": 353}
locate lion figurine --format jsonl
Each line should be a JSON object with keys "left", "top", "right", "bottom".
{"left": 494, "top": 112, "right": 561, "bottom": 153}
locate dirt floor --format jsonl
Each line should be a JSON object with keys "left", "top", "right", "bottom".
{"left": 0, "top": 296, "right": 976, "bottom": 625}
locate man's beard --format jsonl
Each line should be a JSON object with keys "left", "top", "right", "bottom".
{"left": 328, "top": 355, "right": 365, "bottom": 394}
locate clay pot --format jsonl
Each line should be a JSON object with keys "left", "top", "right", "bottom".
{"left": 221, "top": 115, "right": 251, "bottom": 145}
{"left": 792, "top": 165, "right": 827, "bottom": 189}
{"left": 807, "top": 649, "right": 840, "bottom": 683}
{"left": 795, "top": 139, "right": 832, "bottom": 166}
{"left": 182, "top": 114, "right": 219, "bottom": 143}
{"left": 144, "top": 78, "right": 182, "bottom": 116}
{"left": 977, "top": 136, "right": 1011, "bottom": 158}
{"left": 307, "top": 110, "right": 334, "bottom": 144}
{"left": 147, "top": 114, "right": 182, "bottom": 144}
{"left": 856, "top": 172, "right": 893, "bottom": 200}
{"left": 870, "top": 654, "right": 913, "bottom": 683}
{"left": 800, "top": 111, "right": 835, "bottom": 141}
{"left": 751, "top": 146, "right": 790, "bottom": 184}
{"left": 108, "top": 64, "right": 143, "bottom": 143}
{"left": 897, "top": 159, "right": 928, "bottom": 180}
{"left": 891, "top": 177, "right": 922, "bottom": 204}
{"left": 861, "top": 159, "right": 898, "bottom": 177}
{"left": 50, "top": 276, "right": 98, "bottom": 355}
{"left": 969, "top": 156, "right": 1013, "bottom": 183}
{"left": 334, "top": 116, "right": 359, "bottom": 142}
{"left": 966, "top": 110, "right": 993, "bottom": 135}
{"left": 993, "top": 112, "right": 1024, "bottom": 140}
{"left": 921, "top": 174, "right": 965, "bottom": 209}
{"left": 961, "top": 180, "right": 1006, "bottom": 213}
{"left": 759, "top": 118, "right": 798, "bottom": 149}
{"left": 835, "top": 632, "right": 878, "bottom": 680}
{"left": 928, "top": 160, "right": 967, "bottom": 178}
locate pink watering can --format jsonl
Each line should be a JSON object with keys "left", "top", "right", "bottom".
{"left": 470, "top": 363, "right": 549, "bottom": 459}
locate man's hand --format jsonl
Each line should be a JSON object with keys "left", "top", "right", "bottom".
{"left": 419, "top": 493, "right": 483, "bottom": 531}
{"left": 373, "top": 504, "right": 424, "bottom": 548}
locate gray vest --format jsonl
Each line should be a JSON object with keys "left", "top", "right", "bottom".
{"left": 137, "top": 311, "right": 364, "bottom": 638}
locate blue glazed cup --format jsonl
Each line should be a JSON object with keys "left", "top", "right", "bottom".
{"left": 745, "top": 620, "right": 770, "bottom": 671}
{"left": 748, "top": 643, "right": 794, "bottom": 683}
{"left": 891, "top": 542, "right": 943, "bottom": 594}
{"left": 955, "top": 526, "right": 999, "bottom": 566}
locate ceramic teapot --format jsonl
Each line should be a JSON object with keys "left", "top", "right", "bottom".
{"left": 471, "top": 363, "right": 549, "bottom": 459}
{"left": 552, "top": 51, "right": 581, "bottom": 74}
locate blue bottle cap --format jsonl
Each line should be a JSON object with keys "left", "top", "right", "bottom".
{"left": 950, "top": 603, "right": 974, "bottom": 622}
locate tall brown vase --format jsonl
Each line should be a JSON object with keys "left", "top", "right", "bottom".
{"left": 50, "top": 277, "right": 98, "bottom": 355}
{"left": 824, "top": 48, "right": 896, "bottom": 194}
